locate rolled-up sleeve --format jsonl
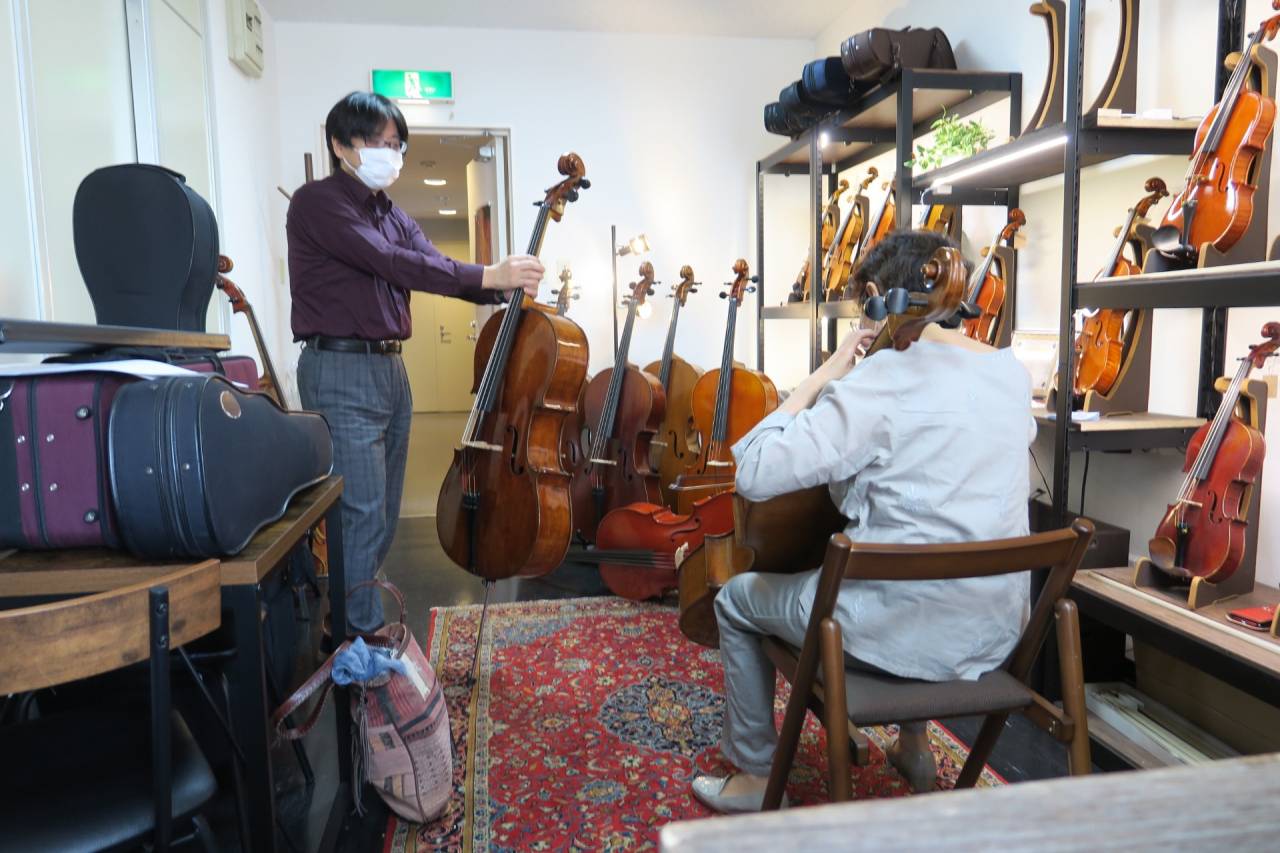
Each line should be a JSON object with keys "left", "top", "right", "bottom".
{"left": 731, "top": 377, "right": 888, "bottom": 501}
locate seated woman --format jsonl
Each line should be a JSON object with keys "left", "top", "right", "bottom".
{"left": 692, "top": 230, "right": 1036, "bottom": 813}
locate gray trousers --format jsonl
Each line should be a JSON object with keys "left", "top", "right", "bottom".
{"left": 715, "top": 570, "right": 896, "bottom": 777}
{"left": 297, "top": 345, "right": 411, "bottom": 633}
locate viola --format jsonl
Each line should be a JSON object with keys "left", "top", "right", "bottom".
{"left": 1157, "top": 4, "right": 1280, "bottom": 257}
{"left": 960, "top": 208, "right": 1025, "bottom": 345}
{"left": 1149, "top": 322, "right": 1280, "bottom": 583}
{"left": 436, "top": 153, "right": 591, "bottom": 579}
{"left": 643, "top": 266, "right": 704, "bottom": 509}
{"left": 569, "top": 263, "right": 665, "bottom": 542}
{"left": 790, "top": 180, "right": 850, "bottom": 303}
{"left": 215, "top": 256, "right": 284, "bottom": 406}
{"left": 677, "top": 245, "right": 969, "bottom": 646}
{"left": 822, "top": 168, "right": 878, "bottom": 301}
{"left": 670, "top": 260, "right": 778, "bottom": 513}
{"left": 1073, "top": 177, "right": 1169, "bottom": 398}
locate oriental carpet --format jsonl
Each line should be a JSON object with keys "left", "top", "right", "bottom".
{"left": 383, "top": 597, "right": 1002, "bottom": 852}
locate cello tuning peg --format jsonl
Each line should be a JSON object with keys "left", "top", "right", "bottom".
{"left": 647, "top": 288, "right": 656, "bottom": 295}
{"left": 578, "top": 178, "right": 592, "bottom": 190}
{"left": 746, "top": 286, "right": 757, "bottom": 293}
{"left": 572, "top": 293, "right": 581, "bottom": 300}
{"left": 884, "top": 288, "right": 911, "bottom": 315}
{"left": 863, "top": 295, "right": 888, "bottom": 321}
{"left": 565, "top": 189, "right": 580, "bottom": 202}
{"left": 719, "top": 292, "right": 728, "bottom": 299}
{"left": 749, "top": 276, "right": 760, "bottom": 283}
{"left": 550, "top": 289, "right": 561, "bottom": 295}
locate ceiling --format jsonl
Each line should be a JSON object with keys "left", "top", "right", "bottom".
{"left": 260, "top": 0, "right": 836, "bottom": 39}
{"left": 390, "top": 133, "right": 488, "bottom": 221}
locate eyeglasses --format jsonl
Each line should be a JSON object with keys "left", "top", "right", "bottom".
{"left": 363, "top": 137, "right": 408, "bottom": 154}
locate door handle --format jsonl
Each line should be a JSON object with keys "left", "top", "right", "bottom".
{"left": 439, "top": 324, "right": 452, "bottom": 343}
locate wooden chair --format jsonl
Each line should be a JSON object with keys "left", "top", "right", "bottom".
{"left": 0, "top": 561, "right": 222, "bottom": 851}
{"left": 762, "top": 519, "right": 1095, "bottom": 810}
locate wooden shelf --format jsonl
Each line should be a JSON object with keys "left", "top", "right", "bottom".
{"left": 760, "top": 70, "right": 1018, "bottom": 175}
{"left": 913, "top": 114, "right": 1196, "bottom": 196}
{"left": 1078, "top": 260, "right": 1280, "bottom": 309}
{"left": 762, "top": 304, "right": 813, "bottom": 320}
{"left": 1032, "top": 408, "right": 1204, "bottom": 451}
{"left": 0, "top": 317, "right": 231, "bottom": 354}
{"left": 1071, "top": 567, "right": 1280, "bottom": 707}
{"left": 819, "top": 301, "right": 860, "bottom": 319}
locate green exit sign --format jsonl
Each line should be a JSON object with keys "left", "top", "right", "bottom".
{"left": 371, "top": 69, "right": 453, "bottom": 102}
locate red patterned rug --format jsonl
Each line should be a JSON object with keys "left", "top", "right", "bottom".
{"left": 383, "top": 597, "right": 1003, "bottom": 852}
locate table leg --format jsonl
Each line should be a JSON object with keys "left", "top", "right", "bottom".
{"left": 224, "top": 583, "right": 278, "bottom": 852}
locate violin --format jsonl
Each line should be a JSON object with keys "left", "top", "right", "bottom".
{"left": 917, "top": 202, "right": 960, "bottom": 238}
{"left": 960, "top": 208, "right": 1025, "bottom": 345}
{"left": 1073, "top": 178, "right": 1169, "bottom": 398}
{"left": 215, "top": 255, "right": 284, "bottom": 406}
{"left": 855, "top": 180, "right": 896, "bottom": 262}
{"left": 436, "top": 153, "right": 591, "bottom": 579}
{"left": 822, "top": 169, "right": 878, "bottom": 301}
{"left": 790, "top": 180, "right": 850, "bottom": 303}
{"left": 642, "top": 266, "right": 705, "bottom": 509}
{"left": 1156, "top": 4, "right": 1280, "bottom": 257}
{"left": 671, "top": 260, "right": 779, "bottom": 513}
{"left": 569, "top": 263, "right": 665, "bottom": 542}
{"left": 1149, "top": 322, "right": 1280, "bottom": 583}
{"left": 677, "top": 246, "right": 968, "bottom": 646}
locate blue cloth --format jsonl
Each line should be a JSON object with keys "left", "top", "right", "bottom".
{"left": 331, "top": 637, "right": 409, "bottom": 686}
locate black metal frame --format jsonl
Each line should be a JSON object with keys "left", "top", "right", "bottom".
{"left": 0, "top": 317, "right": 231, "bottom": 354}
{"left": 149, "top": 587, "right": 174, "bottom": 851}
{"left": 755, "top": 70, "right": 1022, "bottom": 372}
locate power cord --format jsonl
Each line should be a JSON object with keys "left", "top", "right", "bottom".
{"left": 1029, "top": 448, "right": 1052, "bottom": 500}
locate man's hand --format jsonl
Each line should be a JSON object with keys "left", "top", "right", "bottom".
{"left": 780, "top": 327, "right": 877, "bottom": 416}
{"left": 483, "top": 255, "right": 545, "bottom": 298}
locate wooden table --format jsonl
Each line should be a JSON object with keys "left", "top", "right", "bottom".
{"left": 660, "top": 753, "right": 1280, "bottom": 851}
{"left": 0, "top": 475, "right": 350, "bottom": 853}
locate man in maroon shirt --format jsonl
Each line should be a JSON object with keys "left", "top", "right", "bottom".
{"left": 288, "top": 92, "right": 541, "bottom": 632}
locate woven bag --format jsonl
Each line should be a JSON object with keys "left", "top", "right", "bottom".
{"left": 272, "top": 581, "right": 452, "bottom": 822}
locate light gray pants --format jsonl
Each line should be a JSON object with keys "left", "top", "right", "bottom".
{"left": 297, "top": 345, "right": 411, "bottom": 633}
{"left": 715, "top": 570, "right": 894, "bottom": 777}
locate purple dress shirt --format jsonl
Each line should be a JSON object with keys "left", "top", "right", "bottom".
{"left": 287, "top": 169, "right": 493, "bottom": 341}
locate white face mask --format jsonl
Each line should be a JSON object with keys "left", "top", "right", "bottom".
{"left": 351, "top": 146, "right": 403, "bottom": 190}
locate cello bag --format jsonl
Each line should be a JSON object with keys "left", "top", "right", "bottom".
{"left": 840, "top": 26, "right": 957, "bottom": 83}
{"left": 799, "top": 57, "right": 856, "bottom": 106}
{"left": 108, "top": 374, "right": 333, "bottom": 559}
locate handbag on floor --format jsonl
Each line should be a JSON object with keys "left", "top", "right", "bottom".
{"left": 273, "top": 581, "right": 453, "bottom": 823}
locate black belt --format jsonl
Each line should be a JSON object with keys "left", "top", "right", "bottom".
{"left": 306, "top": 335, "right": 402, "bottom": 355}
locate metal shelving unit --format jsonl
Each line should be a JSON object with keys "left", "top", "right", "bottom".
{"left": 755, "top": 69, "right": 1022, "bottom": 372}
{"left": 1078, "top": 261, "right": 1280, "bottom": 309}
{"left": 0, "top": 318, "right": 231, "bottom": 354}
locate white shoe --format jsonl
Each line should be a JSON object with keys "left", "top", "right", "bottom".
{"left": 691, "top": 774, "right": 787, "bottom": 813}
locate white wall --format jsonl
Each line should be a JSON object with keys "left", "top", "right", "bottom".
{"left": 272, "top": 22, "right": 812, "bottom": 375}
{"left": 814, "top": 0, "right": 1280, "bottom": 584}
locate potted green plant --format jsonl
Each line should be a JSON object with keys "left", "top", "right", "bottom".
{"left": 907, "top": 109, "right": 996, "bottom": 171}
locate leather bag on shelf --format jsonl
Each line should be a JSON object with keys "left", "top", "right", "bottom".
{"left": 840, "top": 26, "right": 957, "bottom": 83}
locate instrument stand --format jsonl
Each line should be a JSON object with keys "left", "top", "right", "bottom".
{"left": 1143, "top": 46, "right": 1276, "bottom": 275}
{"left": 469, "top": 580, "right": 495, "bottom": 687}
{"left": 1132, "top": 378, "right": 1269, "bottom": 610}
{"left": 1024, "top": 1, "right": 1067, "bottom": 133}
{"left": 990, "top": 244, "right": 1018, "bottom": 349}
{"left": 1086, "top": 0, "right": 1139, "bottom": 115}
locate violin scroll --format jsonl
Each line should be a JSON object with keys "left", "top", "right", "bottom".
{"left": 859, "top": 167, "right": 879, "bottom": 192}
{"left": 1248, "top": 321, "right": 1280, "bottom": 367}
{"left": 1134, "top": 177, "right": 1170, "bottom": 220}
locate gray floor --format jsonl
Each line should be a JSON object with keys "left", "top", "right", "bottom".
{"left": 260, "top": 517, "right": 1085, "bottom": 852}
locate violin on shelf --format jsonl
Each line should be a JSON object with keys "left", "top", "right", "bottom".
{"left": 916, "top": 202, "right": 960, "bottom": 238}
{"left": 821, "top": 168, "right": 878, "bottom": 301}
{"left": 1149, "top": 322, "right": 1280, "bottom": 584}
{"left": 547, "top": 265, "right": 580, "bottom": 316}
{"left": 642, "top": 266, "right": 705, "bottom": 509}
{"left": 789, "top": 180, "right": 849, "bottom": 303}
{"left": 569, "top": 263, "right": 665, "bottom": 543}
{"left": 960, "top": 208, "right": 1025, "bottom": 346}
{"left": 1073, "top": 178, "right": 1169, "bottom": 399}
{"left": 1155, "top": 3, "right": 1280, "bottom": 260}
{"left": 677, "top": 246, "right": 968, "bottom": 647}
{"left": 670, "top": 260, "right": 779, "bottom": 513}
{"left": 215, "top": 255, "right": 285, "bottom": 406}
{"left": 436, "top": 153, "right": 591, "bottom": 580}
{"left": 840, "top": 180, "right": 896, "bottom": 300}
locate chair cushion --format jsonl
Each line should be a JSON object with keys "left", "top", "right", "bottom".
{"left": 839, "top": 667, "right": 1034, "bottom": 725}
{"left": 0, "top": 707, "right": 217, "bottom": 852}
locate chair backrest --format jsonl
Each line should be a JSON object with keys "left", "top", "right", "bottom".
{"left": 811, "top": 519, "right": 1094, "bottom": 682}
{"left": 0, "top": 560, "right": 221, "bottom": 695}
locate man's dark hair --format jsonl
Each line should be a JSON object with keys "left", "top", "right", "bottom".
{"left": 325, "top": 91, "right": 409, "bottom": 172}
{"left": 849, "top": 229, "right": 958, "bottom": 303}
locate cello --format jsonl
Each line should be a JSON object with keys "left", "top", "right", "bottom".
{"left": 643, "top": 266, "right": 704, "bottom": 508}
{"left": 789, "top": 180, "right": 849, "bottom": 303}
{"left": 678, "top": 246, "right": 969, "bottom": 646}
{"left": 821, "top": 169, "right": 878, "bottom": 301}
{"left": 436, "top": 153, "right": 591, "bottom": 579}
{"left": 569, "top": 263, "right": 665, "bottom": 542}
{"left": 1148, "top": 322, "right": 1280, "bottom": 583}
{"left": 671, "top": 261, "right": 778, "bottom": 513}
{"left": 1156, "top": 4, "right": 1280, "bottom": 257}
{"left": 960, "top": 208, "right": 1025, "bottom": 345}
{"left": 215, "top": 255, "right": 284, "bottom": 406}
{"left": 547, "top": 264, "right": 580, "bottom": 315}
{"left": 1073, "top": 178, "right": 1169, "bottom": 398}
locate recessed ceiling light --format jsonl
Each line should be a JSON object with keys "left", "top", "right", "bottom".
{"left": 439, "top": 208, "right": 458, "bottom": 215}
{"left": 422, "top": 178, "right": 447, "bottom": 186}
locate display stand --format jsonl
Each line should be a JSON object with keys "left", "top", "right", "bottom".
{"left": 1076, "top": 309, "right": 1153, "bottom": 415}
{"left": 1132, "top": 377, "right": 1269, "bottom": 610}
{"left": 1142, "top": 46, "right": 1275, "bottom": 276}
{"left": 1087, "top": 0, "right": 1140, "bottom": 114}
{"left": 1025, "top": 1, "right": 1067, "bottom": 133}
{"left": 989, "top": 244, "right": 1018, "bottom": 348}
